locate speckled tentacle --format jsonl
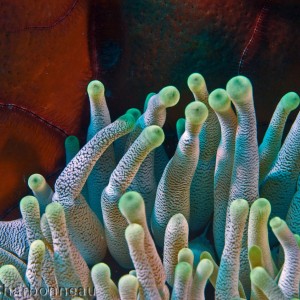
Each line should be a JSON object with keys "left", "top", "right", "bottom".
{"left": 125, "top": 224, "right": 161, "bottom": 299}
{"left": 270, "top": 217, "right": 300, "bottom": 298}
{"left": 86, "top": 81, "right": 119, "bottom": 222}
{"left": 101, "top": 125, "right": 164, "bottom": 268}
{"left": 28, "top": 174, "right": 53, "bottom": 213}
{"left": 259, "top": 92, "right": 300, "bottom": 183}
{"left": 118, "top": 275, "right": 138, "bottom": 300}
{"left": 260, "top": 107, "right": 300, "bottom": 246}
{"left": 126, "top": 86, "right": 180, "bottom": 223}
{"left": 0, "top": 247, "right": 26, "bottom": 278}
{"left": 45, "top": 203, "right": 83, "bottom": 290}
{"left": 20, "top": 196, "right": 58, "bottom": 293}
{"left": 0, "top": 219, "right": 29, "bottom": 260}
{"left": 119, "top": 191, "right": 167, "bottom": 299}
{"left": 26, "top": 240, "right": 45, "bottom": 298}
{"left": 163, "top": 213, "right": 189, "bottom": 287}
{"left": 250, "top": 267, "right": 287, "bottom": 300}
{"left": 190, "top": 259, "right": 214, "bottom": 300}
{"left": 216, "top": 199, "right": 249, "bottom": 300}
{"left": 200, "top": 251, "right": 246, "bottom": 299}
{"left": 0, "top": 265, "right": 30, "bottom": 300}
{"left": 226, "top": 76, "right": 259, "bottom": 293}
{"left": 248, "top": 245, "right": 268, "bottom": 300}
{"left": 171, "top": 262, "right": 192, "bottom": 300}
{"left": 54, "top": 114, "right": 135, "bottom": 265}
{"left": 208, "top": 88, "right": 237, "bottom": 259}
{"left": 248, "top": 198, "right": 277, "bottom": 277}
{"left": 152, "top": 101, "right": 208, "bottom": 247}
{"left": 286, "top": 174, "right": 300, "bottom": 236}
{"left": 188, "top": 73, "right": 221, "bottom": 233}
{"left": 91, "top": 263, "right": 119, "bottom": 300}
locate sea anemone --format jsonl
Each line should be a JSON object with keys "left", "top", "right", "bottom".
{"left": 0, "top": 74, "right": 299, "bottom": 299}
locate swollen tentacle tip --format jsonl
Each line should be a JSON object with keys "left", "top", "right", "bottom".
{"left": 230, "top": 198, "right": 249, "bottom": 217}
{"left": 251, "top": 198, "right": 271, "bottom": 214}
{"left": 185, "top": 101, "right": 208, "bottom": 125}
{"left": 87, "top": 80, "right": 105, "bottom": 100}
{"left": 187, "top": 73, "right": 205, "bottom": 93}
{"left": 0, "top": 264, "right": 19, "bottom": 280}
{"left": 269, "top": 217, "right": 283, "bottom": 230}
{"left": 250, "top": 266, "right": 268, "bottom": 284}
{"left": 208, "top": 88, "right": 231, "bottom": 113}
{"left": 226, "top": 76, "right": 252, "bottom": 104}
{"left": 118, "top": 113, "right": 136, "bottom": 127}
{"left": 91, "top": 263, "right": 111, "bottom": 279}
{"left": 119, "top": 191, "right": 144, "bottom": 223}
{"left": 28, "top": 174, "right": 46, "bottom": 191}
{"left": 175, "top": 261, "right": 193, "bottom": 281}
{"left": 20, "top": 195, "right": 39, "bottom": 211}
{"left": 142, "top": 125, "right": 165, "bottom": 148}
{"left": 158, "top": 86, "right": 180, "bottom": 107}
{"left": 45, "top": 202, "right": 64, "bottom": 218}
{"left": 197, "top": 258, "right": 214, "bottom": 278}
{"left": 118, "top": 274, "right": 139, "bottom": 291}
{"left": 248, "top": 245, "right": 263, "bottom": 268}
{"left": 178, "top": 248, "right": 194, "bottom": 265}
{"left": 126, "top": 108, "right": 142, "bottom": 122}
{"left": 64, "top": 135, "right": 79, "bottom": 149}
{"left": 280, "top": 92, "right": 300, "bottom": 112}
{"left": 125, "top": 223, "right": 144, "bottom": 245}
{"left": 30, "top": 240, "right": 46, "bottom": 259}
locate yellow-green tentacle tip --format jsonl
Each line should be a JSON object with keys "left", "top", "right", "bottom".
{"left": 126, "top": 108, "right": 141, "bottom": 122}
{"left": 248, "top": 245, "right": 263, "bottom": 269}
{"left": 269, "top": 217, "right": 284, "bottom": 233}
{"left": 158, "top": 86, "right": 180, "bottom": 107}
{"left": 294, "top": 234, "right": 300, "bottom": 248}
{"left": 185, "top": 101, "right": 208, "bottom": 125}
{"left": 28, "top": 174, "right": 46, "bottom": 191}
{"left": 87, "top": 80, "right": 105, "bottom": 100}
{"left": 45, "top": 202, "right": 64, "bottom": 219}
{"left": 187, "top": 73, "right": 206, "bottom": 94}
{"left": 64, "top": 135, "right": 79, "bottom": 150}
{"left": 125, "top": 223, "right": 144, "bottom": 245}
{"left": 142, "top": 125, "right": 165, "bottom": 148}
{"left": 178, "top": 248, "right": 194, "bottom": 265}
{"left": 250, "top": 198, "right": 271, "bottom": 216}
{"left": 119, "top": 191, "right": 144, "bottom": 223}
{"left": 20, "top": 195, "right": 39, "bottom": 212}
{"left": 208, "top": 89, "right": 231, "bottom": 113}
{"left": 226, "top": 76, "right": 252, "bottom": 104}
{"left": 230, "top": 199, "right": 249, "bottom": 218}
{"left": 30, "top": 240, "right": 46, "bottom": 259}
{"left": 144, "top": 92, "right": 156, "bottom": 111}
{"left": 118, "top": 113, "right": 136, "bottom": 127}
{"left": 197, "top": 258, "right": 214, "bottom": 280}
{"left": 91, "top": 263, "right": 111, "bottom": 280}
{"left": 280, "top": 92, "right": 300, "bottom": 112}
{"left": 0, "top": 264, "right": 21, "bottom": 282}
{"left": 118, "top": 274, "right": 139, "bottom": 293}
{"left": 174, "top": 261, "right": 193, "bottom": 281}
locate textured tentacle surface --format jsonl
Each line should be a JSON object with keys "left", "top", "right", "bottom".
{"left": 216, "top": 199, "right": 249, "bottom": 300}
{"left": 152, "top": 101, "right": 208, "bottom": 247}
{"left": 118, "top": 274, "right": 138, "bottom": 300}
{"left": 270, "top": 217, "right": 300, "bottom": 299}
{"left": 28, "top": 174, "right": 53, "bottom": 214}
{"left": 260, "top": 107, "right": 300, "bottom": 247}
{"left": 171, "top": 262, "right": 192, "bottom": 300}
{"left": 163, "top": 213, "right": 189, "bottom": 287}
{"left": 188, "top": 73, "right": 221, "bottom": 233}
{"left": 259, "top": 92, "right": 300, "bottom": 183}
{"left": 101, "top": 125, "right": 164, "bottom": 268}
{"left": 125, "top": 224, "right": 160, "bottom": 300}
{"left": 209, "top": 88, "right": 237, "bottom": 258}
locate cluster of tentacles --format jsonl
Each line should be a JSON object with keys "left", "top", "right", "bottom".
{"left": 0, "top": 74, "right": 300, "bottom": 299}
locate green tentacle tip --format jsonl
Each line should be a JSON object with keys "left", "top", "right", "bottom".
{"left": 187, "top": 73, "right": 206, "bottom": 93}
{"left": 250, "top": 266, "right": 268, "bottom": 284}
{"left": 230, "top": 199, "right": 249, "bottom": 217}
{"left": 208, "top": 89, "right": 231, "bottom": 112}
{"left": 251, "top": 198, "right": 271, "bottom": 215}
{"left": 175, "top": 261, "right": 192, "bottom": 280}
{"left": 45, "top": 202, "right": 64, "bottom": 218}
{"left": 118, "top": 112, "right": 136, "bottom": 127}
{"left": 248, "top": 245, "right": 263, "bottom": 269}
{"left": 158, "top": 86, "right": 180, "bottom": 107}
{"left": 269, "top": 216, "right": 283, "bottom": 229}
{"left": 119, "top": 191, "right": 144, "bottom": 223}
{"left": 125, "top": 223, "right": 144, "bottom": 244}
{"left": 200, "top": 251, "right": 213, "bottom": 261}
{"left": 92, "top": 263, "right": 111, "bottom": 279}
{"left": 20, "top": 195, "right": 39, "bottom": 212}
{"left": 126, "top": 108, "right": 141, "bottom": 121}
{"left": 226, "top": 76, "right": 252, "bottom": 103}
{"left": 144, "top": 92, "right": 156, "bottom": 111}
{"left": 119, "top": 274, "right": 139, "bottom": 290}
{"left": 0, "top": 264, "right": 18, "bottom": 280}
{"left": 65, "top": 135, "right": 79, "bottom": 149}
{"left": 178, "top": 248, "right": 194, "bottom": 264}
{"left": 197, "top": 259, "right": 214, "bottom": 278}
{"left": 87, "top": 80, "right": 105, "bottom": 99}
{"left": 185, "top": 101, "right": 208, "bottom": 125}
{"left": 28, "top": 174, "right": 46, "bottom": 191}
{"left": 142, "top": 125, "right": 165, "bottom": 148}
{"left": 280, "top": 92, "right": 300, "bottom": 112}
{"left": 31, "top": 239, "right": 46, "bottom": 251}
{"left": 294, "top": 234, "right": 300, "bottom": 248}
